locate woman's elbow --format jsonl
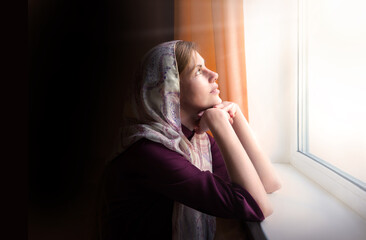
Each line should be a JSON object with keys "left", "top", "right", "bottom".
{"left": 265, "top": 179, "right": 282, "bottom": 194}
{"left": 258, "top": 195, "right": 274, "bottom": 219}
{"left": 261, "top": 203, "right": 274, "bottom": 218}
{"left": 260, "top": 182, "right": 281, "bottom": 218}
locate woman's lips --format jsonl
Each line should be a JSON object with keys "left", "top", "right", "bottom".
{"left": 210, "top": 88, "right": 220, "bottom": 94}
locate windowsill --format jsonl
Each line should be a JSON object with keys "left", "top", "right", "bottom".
{"left": 261, "top": 163, "right": 366, "bottom": 240}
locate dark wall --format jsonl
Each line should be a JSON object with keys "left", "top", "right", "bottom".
{"left": 29, "top": 0, "right": 174, "bottom": 239}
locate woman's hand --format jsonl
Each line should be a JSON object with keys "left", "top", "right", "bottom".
{"left": 194, "top": 101, "right": 240, "bottom": 134}
{"left": 213, "top": 101, "right": 241, "bottom": 121}
{"left": 194, "top": 108, "right": 232, "bottom": 134}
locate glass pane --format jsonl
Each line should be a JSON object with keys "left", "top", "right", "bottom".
{"left": 303, "top": 0, "right": 366, "bottom": 183}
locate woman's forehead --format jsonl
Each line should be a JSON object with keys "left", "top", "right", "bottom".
{"left": 181, "top": 50, "right": 206, "bottom": 76}
{"left": 194, "top": 51, "right": 205, "bottom": 65}
{"left": 188, "top": 51, "right": 205, "bottom": 69}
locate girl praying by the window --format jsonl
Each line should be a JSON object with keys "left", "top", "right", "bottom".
{"left": 100, "top": 40, "right": 281, "bottom": 240}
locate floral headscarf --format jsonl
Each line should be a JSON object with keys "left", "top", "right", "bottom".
{"left": 120, "top": 40, "right": 216, "bottom": 239}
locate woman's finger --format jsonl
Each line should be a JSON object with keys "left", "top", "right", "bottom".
{"left": 214, "top": 101, "right": 232, "bottom": 109}
{"left": 228, "top": 107, "right": 237, "bottom": 118}
{"left": 213, "top": 103, "right": 224, "bottom": 108}
{"left": 222, "top": 102, "right": 234, "bottom": 112}
{"left": 197, "top": 110, "right": 205, "bottom": 117}
{"left": 214, "top": 102, "right": 236, "bottom": 119}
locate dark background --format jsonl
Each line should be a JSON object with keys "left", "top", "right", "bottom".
{"left": 29, "top": 0, "right": 174, "bottom": 239}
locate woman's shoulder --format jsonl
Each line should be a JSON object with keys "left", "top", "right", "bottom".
{"left": 109, "top": 138, "right": 203, "bottom": 182}
{"left": 113, "top": 138, "right": 190, "bottom": 168}
{"left": 118, "top": 138, "right": 179, "bottom": 160}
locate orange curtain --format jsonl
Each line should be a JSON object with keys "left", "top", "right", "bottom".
{"left": 174, "top": 0, "right": 249, "bottom": 120}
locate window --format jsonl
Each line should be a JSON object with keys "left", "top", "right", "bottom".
{"left": 297, "top": 0, "right": 366, "bottom": 190}
{"left": 293, "top": 0, "right": 366, "bottom": 219}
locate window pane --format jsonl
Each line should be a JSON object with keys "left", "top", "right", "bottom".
{"left": 301, "top": 0, "right": 366, "bottom": 184}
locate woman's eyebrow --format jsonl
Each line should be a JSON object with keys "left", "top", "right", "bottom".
{"left": 196, "top": 61, "right": 205, "bottom": 68}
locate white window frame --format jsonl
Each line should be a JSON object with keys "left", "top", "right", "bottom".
{"left": 290, "top": 0, "right": 366, "bottom": 219}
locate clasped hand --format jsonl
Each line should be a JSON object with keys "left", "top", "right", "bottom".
{"left": 194, "top": 101, "right": 241, "bottom": 134}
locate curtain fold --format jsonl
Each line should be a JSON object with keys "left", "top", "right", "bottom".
{"left": 174, "top": 0, "right": 249, "bottom": 120}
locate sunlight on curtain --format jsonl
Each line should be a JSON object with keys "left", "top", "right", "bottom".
{"left": 174, "top": 0, "right": 249, "bottom": 120}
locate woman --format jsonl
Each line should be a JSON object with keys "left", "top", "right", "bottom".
{"left": 100, "top": 40, "right": 281, "bottom": 239}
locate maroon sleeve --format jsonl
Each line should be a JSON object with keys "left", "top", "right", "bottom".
{"left": 208, "top": 133, "right": 231, "bottom": 183}
{"left": 127, "top": 139, "right": 264, "bottom": 221}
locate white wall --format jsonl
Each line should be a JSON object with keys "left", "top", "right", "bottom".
{"left": 243, "top": 0, "right": 297, "bottom": 163}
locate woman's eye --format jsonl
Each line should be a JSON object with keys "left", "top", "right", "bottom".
{"left": 196, "top": 68, "right": 202, "bottom": 76}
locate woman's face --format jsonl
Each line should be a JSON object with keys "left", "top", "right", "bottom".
{"left": 179, "top": 51, "right": 222, "bottom": 113}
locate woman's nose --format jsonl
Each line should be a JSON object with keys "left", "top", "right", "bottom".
{"left": 208, "top": 70, "right": 219, "bottom": 83}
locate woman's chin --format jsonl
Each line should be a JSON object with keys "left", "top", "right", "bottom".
{"left": 196, "top": 97, "right": 223, "bottom": 110}
{"left": 214, "top": 96, "right": 223, "bottom": 105}
{"left": 207, "top": 98, "right": 222, "bottom": 109}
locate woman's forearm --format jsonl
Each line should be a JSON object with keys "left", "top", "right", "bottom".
{"left": 205, "top": 110, "right": 273, "bottom": 217}
{"left": 232, "top": 111, "right": 282, "bottom": 193}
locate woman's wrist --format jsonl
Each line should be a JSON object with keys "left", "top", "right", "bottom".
{"left": 231, "top": 109, "right": 247, "bottom": 129}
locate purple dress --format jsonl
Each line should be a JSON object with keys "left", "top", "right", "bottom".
{"left": 101, "top": 125, "right": 264, "bottom": 239}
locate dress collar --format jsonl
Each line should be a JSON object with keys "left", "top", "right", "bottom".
{"left": 181, "top": 125, "right": 195, "bottom": 140}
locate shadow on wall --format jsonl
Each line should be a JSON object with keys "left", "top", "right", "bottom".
{"left": 29, "top": 0, "right": 174, "bottom": 239}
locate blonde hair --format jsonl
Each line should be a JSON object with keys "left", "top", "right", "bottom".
{"left": 175, "top": 41, "right": 197, "bottom": 74}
